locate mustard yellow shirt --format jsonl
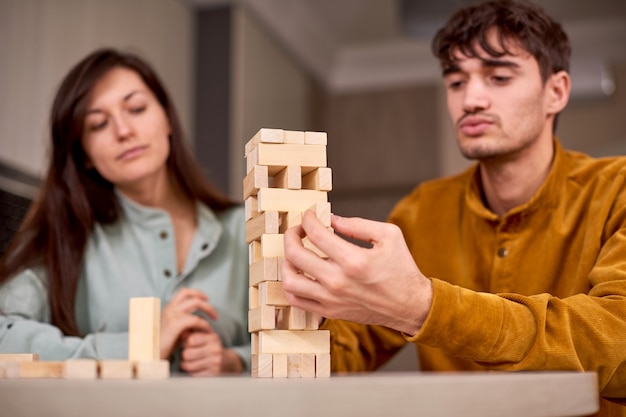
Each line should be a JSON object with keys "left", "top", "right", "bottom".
{"left": 323, "top": 141, "right": 626, "bottom": 416}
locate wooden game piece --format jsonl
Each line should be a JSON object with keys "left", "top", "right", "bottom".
{"left": 248, "top": 305, "right": 277, "bottom": 332}
{"left": 245, "top": 128, "right": 284, "bottom": 155}
{"left": 258, "top": 330, "right": 330, "bottom": 354}
{"left": 255, "top": 143, "right": 327, "bottom": 175}
{"left": 249, "top": 286, "right": 259, "bottom": 309}
{"left": 249, "top": 240, "right": 262, "bottom": 264}
{"left": 63, "top": 359, "right": 97, "bottom": 379}
{"left": 272, "top": 353, "right": 288, "bottom": 378}
{"left": 128, "top": 297, "right": 160, "bottom": 362}
{"left": 305, "top": 312, "right": 321, "bottom": 330}
{"left": 277, "top": 306, "right": 306, "bottom": 330}
{"left": 308, "top": 202, "right": 331, "bottom": 227}
{"left": 0, "top": 353, "right": 39, "bottom": 362}
{"left": 304, "top": 131, "right": 327, "bottom": 145}
{"left": 272, "top": 166, "right": 302, "bottom": 190}
{"left": 99, "top": 360, "right": 134, "bottom": 379}
{"left": 279, "top": 211, "right": 302, "bottom": 233}
{"left": 134, "top": 360, "right": 170, "bottom": 379}
{"left": 316, "top": 353, "right": 331, "bottom": 377}
{"left": 246, "top": 146, "right": 259, "bottom": 174}
{"left": 300, "top": 353, "right": 316, "bottom": 378}
{"left": 18, "top": 361, "right": 64, "bottom": 378}
{"left": 251, "top": 333, "right": 258, "bottom": 355}
{"left": 246, "top": 211, "right": 279, "bottom": 243}
{"left": 277, "top": 258, "right": 284, "bottom": 281}
{"left": 1, "top": 362, "right": 19, "bottom": 378}
{"left": 302, "top": 167, "right": 332, "bottom": 191}
{"left": 243, "top": 165, "right": 269, "bottom": 199}
{"left": 260, "top": 234, "right": 285, "bottom": 258}
{"left": 287, "top": 353, "right": 301, "bottom": 378}
{"left": 251, "top": 354, "right": 273, "bottom": 378}
{"left": 244, "top": 196, "right": 258, "bottom": 221}
{"left": 258, "top": 281, "right": 289, "bottom": 307}
{"left": 249, "top": 257, "right": 279, "bottom": 286}
{"left": 283, "top": 130, "right": 305, "bottom": 144}
{"left": 257, "top": 188, "right": 327, "bottom": 213}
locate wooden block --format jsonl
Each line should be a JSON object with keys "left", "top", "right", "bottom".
{"left": 258, "top": 330, "right": 330, "bottom": 354}
{"left": 1, "top": 362, "right": 19, "bottom": 378}
{"left": 248, "top": 305, "right": 277, "bottom": 332}
{"left": 301, "top": 353, "right": 316, "bottom": 378}
{"left": 277, "top": 306, "right": 306, "bottom": 330}
{"left": 135, "top": 360, "right": 170, "bottom": 379}
{"left": 19, "top": 361, "right": 64, "bottom": 378}
{"left": 251, "top": 354, "right": 273, "bottom": 378}
{"left": 287, "top": 354, "right": 301, "bottom": 378}
{"left": 251, "top": 332, "right": 258, "bottom": 355}
{"left": 63, "top": 359, "right": 97, "bottom": 379}
{"left": 283, "top": 130, "right": 305, "bottom": 144}
{"left": 246, "top": 211, "right": 279, "bottom": 243}
{"left": 244, "top": 196, "right": 258, "bottom": 221}
{"left": 99, "top": 360, "right": 134, "bottom": 379}
{"left": 249, "top": 240, "right": 262, "bottom": 265}
{"left": 245, "top": 128, "right": 284, "bottom": 155}
{"left": 249, "top": 285, "right": 259, "bottom": 309}
{"left": 243, "top": 165, "right": 269, "bottom": 199}
{"left": 257, "top": 188, "right": 327, "bottom": 213}
{"left": 0, "top": 354, "right": 39, "bottom": 362}
{"left": 302, "top": 167, "right": 332, "bottom": 191}
{"left": 249, "top": 257, "right": 278, "bottom": 287}
{"left": 129, "top": 297, "right": 160, "bottom": 362}
{"left": 246, "top": 146, "right": 259, "bottom": 174}
{"left": 304, "top": 131, "right": 327, "bottom": 145}
{"left": 308, "top": 202, "right": 331, "bottom": 227}
{"left": 259, "top": 281, "right": 289, "bottom": 307}
{"left": 271, "top": 166, "right": 301, "bottom": 190}
{"left": 279, "top": 211, "right": 302, "bottom": 233}
{"left": 316, "top": 353, "right": 331, "bottom": 377}
{"left": 255, "top": 143, "right": 326, "bottom": 175}
{"left": 277, "top": 258, "right": 284, "bottom": 281}
{"left": 305, "top": 312, "right": 321, "bottom": 330}
{"left": 273, "top": 353, "right": 288, "bottom": 378}
{"left": 261, "top": 234, "right": 284, "bottom": 258}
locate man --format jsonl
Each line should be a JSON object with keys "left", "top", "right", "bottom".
{"left": 281, "top": 1, "right": 626, "bottom": 415}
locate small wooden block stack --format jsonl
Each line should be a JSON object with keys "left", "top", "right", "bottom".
{"left": 0, "top": 297, "right": 169, "bottom": 380}
{"left": 244, "top": 128, "right": 331, "bottom": 378}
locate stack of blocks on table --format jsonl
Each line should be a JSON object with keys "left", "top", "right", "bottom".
{"left": 0, "top": 297, "right": 169, "bottom": 379}
{"left": 244, "top": 128, "right": 332, "bottom": 378}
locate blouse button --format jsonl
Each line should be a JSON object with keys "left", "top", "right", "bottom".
{"left": 201, "top": 243, "right": 209, "bottom": 251}
{"left": 497, "top": 247, "right": 508, "bottom": 258}
{"left": 163, "top": 269, "right": 172, "bottom": 278}
{"left": 159, "top": 231, "right": 168, "bottom": 240}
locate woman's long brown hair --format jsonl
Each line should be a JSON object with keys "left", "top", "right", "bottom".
{"left": 0, "top": 48, "right": 236, "bottom": 336}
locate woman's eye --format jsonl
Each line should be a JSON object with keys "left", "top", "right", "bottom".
{"left": 129, "top": 106, "right": 146, "bottom": 114}
{"left": 89, "top": 120, "right": 108, "bottom": 132}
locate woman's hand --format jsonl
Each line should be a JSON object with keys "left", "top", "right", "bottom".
{"left": 180, "top": 331, "right": 245, "bottom": 376}
{"left": 160, "top": 288, "right": 218, "bottom": 360}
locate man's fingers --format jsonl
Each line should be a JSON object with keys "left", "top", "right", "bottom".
{"left": 330, "top": 213, "right": 392, "bottom": 245}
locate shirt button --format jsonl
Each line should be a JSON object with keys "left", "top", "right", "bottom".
{"left": 159, "top": 231, "right": 168, "bottom": 239}
{"left": 163, "top": 269, "right": 172, "bottom": 278}
{"left": 497, "top": 247, "right": 508, "bottom": 258}
{"left": 201, "top": 243, "right": 209, "bottom": 251}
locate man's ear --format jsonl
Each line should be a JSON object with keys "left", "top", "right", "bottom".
{"left": 546, "top": 70, "right": 571, "bottom": 115}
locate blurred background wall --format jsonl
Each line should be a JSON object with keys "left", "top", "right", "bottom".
{"left": 1, "top": 0, "right": 625, "bottom": 371}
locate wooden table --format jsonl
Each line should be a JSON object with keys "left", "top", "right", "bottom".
{"left": 0, "top": 371, "right": 599, "bottom": 417}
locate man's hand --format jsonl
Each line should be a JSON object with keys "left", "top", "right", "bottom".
{"left": 281, "top": 210, "right": 433, "bottom": 336}
{"left": 160, "top": 288, "right": 218, "bottom": 360}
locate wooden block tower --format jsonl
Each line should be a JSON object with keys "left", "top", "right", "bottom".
{"left": 244, "top": 128, "right": 332, "bottom": 378}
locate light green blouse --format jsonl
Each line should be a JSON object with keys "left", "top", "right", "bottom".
{"left": 0, "top": 193, "right": 250, "bottom": 372}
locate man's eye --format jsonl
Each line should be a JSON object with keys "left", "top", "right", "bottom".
{"left": 492, "top": 76, "right": 511, "bottom": 83}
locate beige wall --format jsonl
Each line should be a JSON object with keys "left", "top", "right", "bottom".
{"left": 0, "top": 0, "right": 194, "bottom": 178}
{"left": 229, "top": 6, "right": 314, "bottom": 199}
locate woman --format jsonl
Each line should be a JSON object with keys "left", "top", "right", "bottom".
{"left": 0, "top": 48, "right": 249, "bottom": 375}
